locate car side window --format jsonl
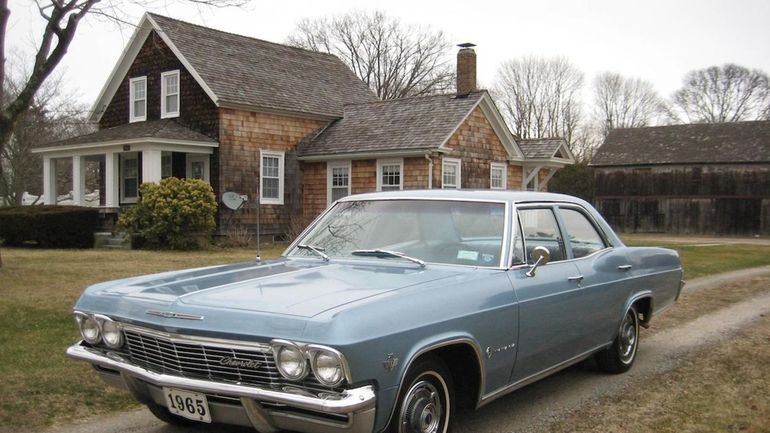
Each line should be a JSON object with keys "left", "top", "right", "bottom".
{"left": 560, "top": 208, "right": 606, "bottom": 259}
{"left": 518, "top": 208, "right": 565, "bottom": 264}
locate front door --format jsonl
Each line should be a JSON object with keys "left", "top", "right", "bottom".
{"left": 508, "top": 206, "right": 585, "bottom": 383}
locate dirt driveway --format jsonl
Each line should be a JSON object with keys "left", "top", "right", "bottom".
{"left": 44, "top": 269, "right": 770, "bottom": 433}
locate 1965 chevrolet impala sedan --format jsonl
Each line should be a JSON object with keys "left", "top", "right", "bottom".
{"left": 67, "top": 190, "right": 683, "bottom": 433}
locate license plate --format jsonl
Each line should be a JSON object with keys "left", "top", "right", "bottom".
{"left": 163, "top": 387, "right": 212, "bottom": 423}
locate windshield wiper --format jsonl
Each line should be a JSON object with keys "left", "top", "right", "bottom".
{"left": 296, "top": 244, "right": 330, "bottom": 261}
{"left": 351, "top": 249, "right": 426, "bottom": 267}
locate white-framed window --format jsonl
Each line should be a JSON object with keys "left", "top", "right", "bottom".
{"left": 377, "top": 158, "right": 403, "bottom": 191}
{"left": 161, "top": 70, "right": 180, "bottom": 119}
{"left": 260, "top": 150, "right": 285, "bottom": 205}
{"left": 442, "top": 157, "right": 461, "bottom": 189}
{"left": 120, "top": 152, "right": 139, "bottom": 203}
{"left": 186, "top": 154, "right": 209, "bottom": 182}
{"left": 161, "top": 152, "right": 173, "bottom": 178}
{"left": 490, "top": 162, "right": 507, "bottom": 190}
{"left": 129, "top": 76, "right": 147, "bottom": 123}
{"left": 327, "top": 161, "right": 351, "bottom": 205}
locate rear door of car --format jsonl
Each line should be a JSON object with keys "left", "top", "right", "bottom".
{"left": 554, "top": 204, "right": 632, "bottom": 350}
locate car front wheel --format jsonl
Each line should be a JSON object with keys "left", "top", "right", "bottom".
{"left": 596, "top": 304, "right": 640, "bottom": 374}
{"left": 390, "top": 355, "right": 454, "bottom": 433}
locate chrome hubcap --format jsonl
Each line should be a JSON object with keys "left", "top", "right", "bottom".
{"left": 400, "top": 379, "right": 443, "bottom": 433}
{"left": 619, "top": 310, "right": 638, "bottom": 363}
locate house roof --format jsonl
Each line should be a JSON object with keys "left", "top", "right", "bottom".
{"left": 34, "top": 119, "right": 217, "bottom": 152}
{"left": 91, "top": 13, "right": 375, "bottom": 121}
{"left": 298, "top": 91, "right": 524, "bottom": 160}
{"left": 591, "top": 121, "right": 770, "bottom": 166}
{"left": 518, "top": 138, "right": 569, "bottom": 159}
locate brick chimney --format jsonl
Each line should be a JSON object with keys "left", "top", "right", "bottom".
{"left": 456, "top": 43, "right": 477, "bottom": 97}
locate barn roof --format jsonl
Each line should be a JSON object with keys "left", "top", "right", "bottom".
{"left": 591, "top": 121, "right": 770, "bottom": 166}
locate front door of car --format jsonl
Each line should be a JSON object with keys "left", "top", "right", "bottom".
{"left": 508, "top": 207, "right": 586, "bottom": 383}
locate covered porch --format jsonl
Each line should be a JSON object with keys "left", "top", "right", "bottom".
{"left": 32, "top": 120, "right": 218, "bottom": 207}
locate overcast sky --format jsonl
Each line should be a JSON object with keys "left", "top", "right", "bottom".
{"left": 7, "top": 0, "right": 770, "bottom": 111}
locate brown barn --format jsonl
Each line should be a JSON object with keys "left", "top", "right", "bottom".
{"left": 591, "top": 121, "right": 770, "bottom": 235}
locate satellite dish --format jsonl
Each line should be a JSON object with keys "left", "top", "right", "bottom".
{"left": 222, "top": 192, "right": 247, "bottom": 210}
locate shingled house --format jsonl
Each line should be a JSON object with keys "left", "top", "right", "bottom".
{"left": 33, "top": 13, "right": 573, "bottom": 238}
{"left": 591, "top": 121, "right": 770, "bottom": 235}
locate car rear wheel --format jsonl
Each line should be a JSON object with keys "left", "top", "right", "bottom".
{"left": 390, "top": 355, "right": 454, "bottom": 433}
{"left": 145, "top": 401, "right": 197, "bottom": 426}
{"left": 596, "top": 305, "right": 639, "bottom": 374}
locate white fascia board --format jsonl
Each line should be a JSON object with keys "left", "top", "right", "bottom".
{"left": 90, "top": 16, "right": 154, "bottom": 122}
{"left": 32, "top": 138, "right": 218, "bottom": 156}
{"left": 298, "top": 149, "right": 433, "bottom": 161}
{"left": 478, "top": 93, "right": 525, "bottom": 161}
{"left": 436, "top": 95, "right": 484, "bottom": 152}
{"left": 146, "top": 14, "right": 219, "bottom": 107}
{"left": 554, "top": 141, "right": 576, "bottom": 163}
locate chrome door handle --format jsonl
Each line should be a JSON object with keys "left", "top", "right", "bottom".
{"left": 618, "top": 265, "right": 633, "bottom": 271}
{"left": 568, "top": 275, "right": 584, "bottom": 282}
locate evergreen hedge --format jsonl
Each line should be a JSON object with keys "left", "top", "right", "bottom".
{"left": 0, "top": 205, "right": 99, "bottom": 248}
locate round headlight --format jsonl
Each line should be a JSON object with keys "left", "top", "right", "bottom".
{"left": 311, "top": 350, "right": 344, "bottom": 387}
{"left": 76, "top": 313, "right": 101, "bottom": 345}
{"left": 98, "top": 316, "right": 123, "bottom": 348}
{"left": 275, "top": 345, "right": 307, "bottom": 380}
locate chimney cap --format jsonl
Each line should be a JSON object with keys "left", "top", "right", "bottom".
{"left": 457, "top": 42, "right": 476, "bottom": 49}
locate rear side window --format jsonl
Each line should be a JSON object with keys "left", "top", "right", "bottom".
{"left": 518, "top": 208, "right": 565, "bottom": 264}
{"left": 560, "top": 208, "right": 606, "bottom": 258}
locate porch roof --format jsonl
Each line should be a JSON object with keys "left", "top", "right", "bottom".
{"left": 33, "top": 119, "right": 217, "bottom": 153}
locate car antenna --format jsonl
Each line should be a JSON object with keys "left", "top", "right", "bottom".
{"left": 256, "top": 195, "right": 261, "bottom": 262}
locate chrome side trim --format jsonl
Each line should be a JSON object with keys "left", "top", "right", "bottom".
{"left": 67, "top": 343, "right": 375, "bottom": 414}
{"left": 479, "top": 342, "right": 610, "bottom": 406}
{"left": 119, "top": 323, "right": 272, "bottom": 353}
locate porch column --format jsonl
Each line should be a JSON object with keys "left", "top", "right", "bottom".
{"left": 72, "top": 156, "right": 85, "bottom": 205}
{"left": 43, "top": 156, "right": 56, "bottom": 205}
{"left": 104, "top": 152, "right": 119, "bottom": 207}
{"left": 142, "top": 150, "right": 162, "bottom": 184}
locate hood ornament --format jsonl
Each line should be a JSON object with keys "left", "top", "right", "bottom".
{"left": 145, "top": 309, "right": 204, "bottom": 320}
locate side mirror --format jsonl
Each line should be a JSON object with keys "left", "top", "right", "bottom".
{"left": 526, "top": 246, "right": 551, "bottom": 277}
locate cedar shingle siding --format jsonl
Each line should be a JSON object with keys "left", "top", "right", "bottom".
{"left": 592, "top": 121, "right": 770, "bottom": 235}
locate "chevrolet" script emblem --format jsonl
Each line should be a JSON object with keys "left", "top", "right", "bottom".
{"left": 220, "top": 357, "right": 261, "bottom": 369}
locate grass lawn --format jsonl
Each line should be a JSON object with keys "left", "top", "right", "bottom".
{"left": 622, "top": 238, "right": 770, "bottom": 280}
{"left": 0, "top": 245, "right": 282, "bottom": 432}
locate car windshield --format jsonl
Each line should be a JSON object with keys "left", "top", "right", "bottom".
{"left": 289, "top": 199, "right": 507, "bottom": 268}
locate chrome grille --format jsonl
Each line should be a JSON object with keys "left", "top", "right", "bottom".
{"left": 124, "top": 328, "right": 280, "bottom": 387}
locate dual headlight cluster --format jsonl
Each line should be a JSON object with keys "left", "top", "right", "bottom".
{"left": 271, "top": 340, "right": 349, "bottom": 388}
{"left": 74, "top": 311, "right": 124, "bottom": 349}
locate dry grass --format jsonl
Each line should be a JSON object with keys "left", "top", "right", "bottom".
{"left": 0, "top": 246, "right": 282, "bottom": 432}
{"left": 622, "top": 239, "right": 770, "bottom": 280}
{"left": 547, "top": 314, "right": 770, "bottom": 433}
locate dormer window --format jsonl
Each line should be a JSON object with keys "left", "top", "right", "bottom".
{"left": 161, "top": 70, "right": 180, "bottom": 118}
{"left": 129, "top": 76, "right": 147, "bottom": 123}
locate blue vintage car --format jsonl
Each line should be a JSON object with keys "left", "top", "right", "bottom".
{"left": 67, "top": 190, "right": 683, "bottom": 433}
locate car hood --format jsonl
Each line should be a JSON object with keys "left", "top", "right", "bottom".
{"left": 79, "top": 257, "right": 464, "bottom": 319}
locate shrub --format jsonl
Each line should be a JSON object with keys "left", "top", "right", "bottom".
{"left": 118, "top": 178, "right": 217, "bottom": 250}
{"left": 0, "top": 205, "right": 99, "bottom": 248}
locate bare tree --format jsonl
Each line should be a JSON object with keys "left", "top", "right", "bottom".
{"left": 672, "top": 64, "right": 770, "bottom": 123}
{"left": 1, "top": 57, "right": 92, "bottom": 205}
{"left": 493, "top": 56, "right": 584, "bottom": 150}
{"left": 287, "top": 10, "right": 454, "bottom": 100}
{"left": 0, "top": 0, "right": 248, "bottom": 177}
{"left": 593, "top": 72, "right": 670, "bottom": 137}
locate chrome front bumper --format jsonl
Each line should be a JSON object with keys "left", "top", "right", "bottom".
{"left": 67, "top": 342, "right": 376, "bottom": 433}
